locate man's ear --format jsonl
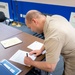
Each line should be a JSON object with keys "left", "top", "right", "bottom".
{"left": 32, "top": 18, "right": 37, "bottom": 24}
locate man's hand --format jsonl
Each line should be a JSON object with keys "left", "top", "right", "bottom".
{"left": 24, "top": 56, "right": 57, "bottom": 72}
{"left": 24, "top": 56, "right": 33, "bottom": 66}
{"left": 29, "top": 50, "right": 42, "bottom": 56}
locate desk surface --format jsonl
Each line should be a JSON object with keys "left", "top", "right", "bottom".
{"left": 0, "top": 23, "right": 22, "bottom": 41}
{"left": 0, "top": 29, "right": 44, "bottom": 75}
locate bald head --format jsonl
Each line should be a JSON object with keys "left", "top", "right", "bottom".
{"left": 25, "top": 10, "right": 46, "bottom": 34}
{"left": 25, "top": 10, "right": 43, "bottom": 23}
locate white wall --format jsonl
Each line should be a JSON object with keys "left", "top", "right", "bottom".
{"left": 0, "top": 2, "right": 10, "bottom": 18}
{"left": 17, "top": 0, "right": 75, "bottom": 7}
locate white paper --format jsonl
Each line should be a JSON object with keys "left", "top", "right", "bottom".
{"left": 69, "top": 12, "right": 75, "bottom": 23}
{"left": 9, "top": 50, "right": 36, "bottom": 65}
{"left": 69, "top": 12, "right": 75, "bottom": 28}
{"left": 0, "top": 37, "right": 22, "bottom": 48}
{"left": 27, "top": 41, "right": 46, "bottom": 54}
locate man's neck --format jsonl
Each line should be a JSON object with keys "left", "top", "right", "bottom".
{"left": 41, "top": 15, "right": 46, "bottom": 29}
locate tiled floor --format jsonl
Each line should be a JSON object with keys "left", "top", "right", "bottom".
{"left": 8, "top": 23, "right": 44, "bottom": 39}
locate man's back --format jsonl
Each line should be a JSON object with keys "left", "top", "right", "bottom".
{"left": 44, "top": 15, "right": 75, "bottom": 75}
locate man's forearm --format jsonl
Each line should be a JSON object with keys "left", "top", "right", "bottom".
{"left": 31, "top": 61, "right": 56, "bottom": 72}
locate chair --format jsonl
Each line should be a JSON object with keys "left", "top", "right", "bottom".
{"left": 0, "top": 11, "right": 6, "bottom": 22}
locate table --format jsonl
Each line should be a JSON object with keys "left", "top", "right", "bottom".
{"left": 0, "top": 24, "right": 45, "bottom": 75}
{"left": 0, "top": 23, "right": 22, "bottom": 41}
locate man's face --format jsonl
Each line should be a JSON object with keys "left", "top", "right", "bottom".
{"left": 25, "top": 19, "right": 43, "bottom": 34}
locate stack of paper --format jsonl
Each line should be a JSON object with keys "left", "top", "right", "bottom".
{"left": 27, "top": 41, "right": 46, "bottom": 54}
{"left": 0, "top": 37, "right": 22, "bottom": 48}
{"left": 9, "top": 50, "right": 36, "bottom": 65}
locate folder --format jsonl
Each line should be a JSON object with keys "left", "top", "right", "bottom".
{"left": 0, "top": 63, "right": 13, "bottom": 75}
{"left": 0, "top": 59, "right": 22, "bottom": 75}
{"left": 0, "top": 37, "right": 22, "bottom": 48}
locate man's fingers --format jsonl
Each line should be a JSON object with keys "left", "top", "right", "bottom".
{"left": 29, "top": 51, "right": 36, "bottom": 55}
{"left": 35, "top": 54, "right": 39, "bottom": 57}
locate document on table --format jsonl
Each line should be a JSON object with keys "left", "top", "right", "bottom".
{"left": 9, "top": 50, "right": 36, "bottom": 65}
{"left": 0, "top": 37, "right": 22, "bottom": 48}
{"left": 27, "top": 41, "right": 46, "bottom": 54}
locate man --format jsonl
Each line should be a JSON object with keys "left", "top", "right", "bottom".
{"left": 24, "top": 10, "right": 75, "bottom": 75}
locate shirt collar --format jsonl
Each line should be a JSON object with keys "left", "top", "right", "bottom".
{"left": 43, "top": 15, "right": 51, "bottom": 34}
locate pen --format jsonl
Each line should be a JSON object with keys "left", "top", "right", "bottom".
{"left": 26, "top": 53, "right": 28, "bottom": 57}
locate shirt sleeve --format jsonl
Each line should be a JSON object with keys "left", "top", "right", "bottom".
{"left": 44, "top": 37, "right": 64, "bottom": 64}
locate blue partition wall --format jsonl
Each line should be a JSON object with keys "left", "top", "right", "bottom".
{"left": 1, "top": 0, "right": 75, "bottom": 23}
{"left": 12, "top": 1, "right": 75, "bottom": 23}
